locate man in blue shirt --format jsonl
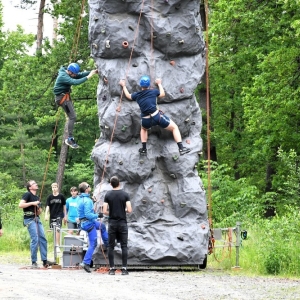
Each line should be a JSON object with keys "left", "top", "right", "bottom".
{"left": 119, "top": 76, "right": 190, "bottom": 156}
{"left": 66, "top": 186, "right": 79, "bottom": 234}
{"left": 77, "top": 182, "right": 108, "bottom": 273}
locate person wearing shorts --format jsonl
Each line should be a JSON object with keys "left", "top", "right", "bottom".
{"left": 119, "top": 76, "right": 190, "bottom": 156}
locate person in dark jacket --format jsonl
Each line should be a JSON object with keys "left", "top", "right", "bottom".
{"left": 53, "top": 63, "right": 98, "bottom": 149}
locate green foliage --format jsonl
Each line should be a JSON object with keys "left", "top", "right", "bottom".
{"left": 198, "top": 160, "right": 263, "bottom": 227}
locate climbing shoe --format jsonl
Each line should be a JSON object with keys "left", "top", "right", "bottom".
{"left": 179, "top": 147, "right": 191, "bottom": 156}
{"left": 108, "top": 268, "right": 115, "bottom": 275}
{"left": 121, "top": 268, "right": 129, "bottom": 275}
{"left": 83, "top": 263, "right": 91, "bottom": 273}
{"left": 139, "top": 148, "right": 147, "bottom": 155}
{"left": 65, "top": 137, "right": 79, "bottom": 149}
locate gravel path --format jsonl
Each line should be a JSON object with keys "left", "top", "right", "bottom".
{"left": 0, "top": 263, "right": 299, "bottom": 300}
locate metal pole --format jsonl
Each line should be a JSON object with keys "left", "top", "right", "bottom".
{"left": 53, "top": 221, "right": 57, "bottom": 263}
{"left": 232, "top": 221, "right": 241, "bottom": 269}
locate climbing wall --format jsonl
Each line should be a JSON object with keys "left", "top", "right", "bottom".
{"left": 89, "top": 0, "right": 208, "bottom": 266}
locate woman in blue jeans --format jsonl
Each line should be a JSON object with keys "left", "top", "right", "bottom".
{"left": 77, "top": 182, "right": 108, "bottom": 273}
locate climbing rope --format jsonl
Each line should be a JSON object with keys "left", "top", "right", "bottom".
{"left": 204, "top": 0, "right": 215, "bottom": 255}
{"left": 39, "top": 0, "right": 87, "bottom": 200}
{"left": 94, "top": 0, "right": 146, "bottom": 199}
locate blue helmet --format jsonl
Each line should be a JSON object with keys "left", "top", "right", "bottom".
{"left": 67, "top": 63, "right": 80, "bottom": 74}
{"left": 140, "top": 75, "right": 150, "bottom": 88}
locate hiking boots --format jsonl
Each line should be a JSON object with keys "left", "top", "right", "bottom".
{"left": 83, "top": 263, "right": 91, "bottom": 273}
{"left": 65, "top": 137, "right": 79, "bottom": 149}
{"left": 121, "top": 268, "right": 129, "bottom": 275}
{"left": 108, "top": 268, "right": 115, "bottom": 275}
{"left": 139, "top": 148, "right": 147, "bottom": 155}
{"left": 179, "top": 147, "right": 191, "bottom": 156}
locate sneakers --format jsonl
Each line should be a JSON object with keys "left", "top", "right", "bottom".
{"left": 31, "top": 262, "right": 38, "bottom": 269}
{"left": 83, "top": 263, "right": 91, "bottom": 273}
{"left": 43, "top": 260, "right": 54, "bottom": 268}
{"left": 108, "top": 268, "right": 115, "bottom": 275}
{"left": 121, "top": 268, "right": 129, "bottom": 275}
{"left": 139, "top": 148, "right": 147, "bottom": 155}
{"left": 55, "top": 245, "right": 61, "bottom": 254}
{"left": 179, "top": 147, "right": 191, "bottom": 156}
{"left": 65, "top": 137, "right": 79, "bottom": 149}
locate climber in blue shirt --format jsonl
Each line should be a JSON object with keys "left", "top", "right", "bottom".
{"left": 119, "top": 76, "right": 190, "bottom": 156}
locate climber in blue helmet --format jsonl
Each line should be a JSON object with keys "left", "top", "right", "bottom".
{"left": 119, "top": 76, "right": 190, "bottom": 156}
{"left": 53, "top": 63, "right": 99, "bottom": 149}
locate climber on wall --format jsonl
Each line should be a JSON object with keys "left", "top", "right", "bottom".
{"left": 119, "top": 76, "right": 191, "bottom": 156}
{"left": 53, "top": 63, "right": 98, "bottom": 149}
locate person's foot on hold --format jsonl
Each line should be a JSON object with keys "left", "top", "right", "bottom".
{"left": 121, "top": 267, "right": 129, "bottom": 275}
{"left": 83, "top": 263, "right": 91, "bottom": 273}
{"left": 179, "top": 147, "right": 191, "bottom": 156}
{"left": 65, "top": 137, "right": 79, "bottom": 149}
{"left": 139, "top": 148, "right": 147, "bottom": 155}
{"left": 108, "top": 267, "right": 115, "bottom": 275}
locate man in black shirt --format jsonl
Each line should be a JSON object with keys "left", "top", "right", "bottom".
{"left": 19, "top": 180, "right": 51, "bottom": 268}
{"left": 103, "top": 176, "right": 132, "bottom": 275}
{"left": 45, "top": 182, "right": 67, "bottom": 253}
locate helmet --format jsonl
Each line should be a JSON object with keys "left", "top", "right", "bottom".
{"left": 139, "top": 75, "right": 150, "bottom": 88}
{"left": 67, "top": 63, "right": 80, "bottom": 74}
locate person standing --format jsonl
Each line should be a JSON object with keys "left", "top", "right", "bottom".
{"left": 18, "top": 180, "right": 52, "bottom": 268}
{"left": 0, "top": 210, "right": 2, "bottom": 273}
{"left": 119, "top": 76, "right": 190, "bottom": 156}
{"left": 66, "top": 186, "right": 79, "bottom": 234}
{"left": 103, "top": 176, "right": 132, "bottom": 275}
{"left": 53, "top": 63, "right": 99, "bottom": 149}
{"left": 45, "top": 182, "right": 67, "bottom": 253}
{"left": 77, "top": 182, "right": 109, "bottom": 273}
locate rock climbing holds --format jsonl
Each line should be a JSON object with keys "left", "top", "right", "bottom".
{"left": 172, "top": 155, "right": 179, "bottom": 161}
{"left": 160, "top": 199, "right": 164, "bottom": 203}
{"left": 191, "top": 121, "right": 196, "bottom": 125}
{"left": 185, "top": 118, "right": 190, "bottom": 123}
{"left": 186, "top": 139, "right": 190, "bottom": 144}
{"left": 139, "top": 160, "right": 144, "bottom": 164}
{"left": 170, "top": 173, "right": 177, "bottom": 179}
{"left": 105, "top": 125, "right": 109, "bottom": 129}
{"left": 178, "top": 40, "right": 184, "bottom": 44}
{"left": 166, "top": 32, "right": 171, "bottom": 37}
{"left": 92, "top": 43, "right": 98, "bottom": 49}
{"left": 180, "top": 87, "right": 184, "bottom": 93}
{"left": 148, "top": 188, "right": 152, "bottom": 193}
{"left": 101, "top": 28, "right": 106, "bottom": 34}
{"left": 132, "top": 62, "right": 139, "bottom": 67}
{"left": 142, "top": 199, "right": 147, "bottom": 204}
{"left": 121, "top": 125, "right": 127, "bottom": 132}
{"left": 105, "top": 40, "right": 110, "bottom": 48}
{"left": 94, "top": 17, "right": 99, "bottom": 21}
{"left": 177, "top": 236, "right": 184, "bottom": 241}
{"left": 170, "top": 60, "right": 175, "bottom": 66}
{"left": 122, "top": 41, "right": 129, "bottom": 49}
{"left": 103, "top": 76, "right": 108, "bottom": 84}
{"left": 116, "top": 106, "right": 121, "bottom": 112}
{"left": 118, "top": 161, "right": 123, "bottom": 165}
{"left": 102, "top": 95, "right": 107, "bottom": 101}
{"left": 128, "top": 25, "right": 134, "bottom": 31}
{"left": 180, "top": 202, "right": 186, "bottom": 208}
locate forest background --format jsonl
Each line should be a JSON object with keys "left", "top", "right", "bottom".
{"left": 0, "top": 0, "right": 299, "bottom": 277}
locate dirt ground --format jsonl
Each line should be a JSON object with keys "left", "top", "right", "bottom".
{"left": 0, "top": 259, "right": 300, "bottom": 300}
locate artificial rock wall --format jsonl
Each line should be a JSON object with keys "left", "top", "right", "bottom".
{"left": 89, "top": 0, "right": 208, "bottom": 266}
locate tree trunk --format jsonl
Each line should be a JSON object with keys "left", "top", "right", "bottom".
{"left": 36, "top": 0, "right": 46, "bottom": 53}
{"left": 56, "top": 121, "right": 68, "bottom": 189}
